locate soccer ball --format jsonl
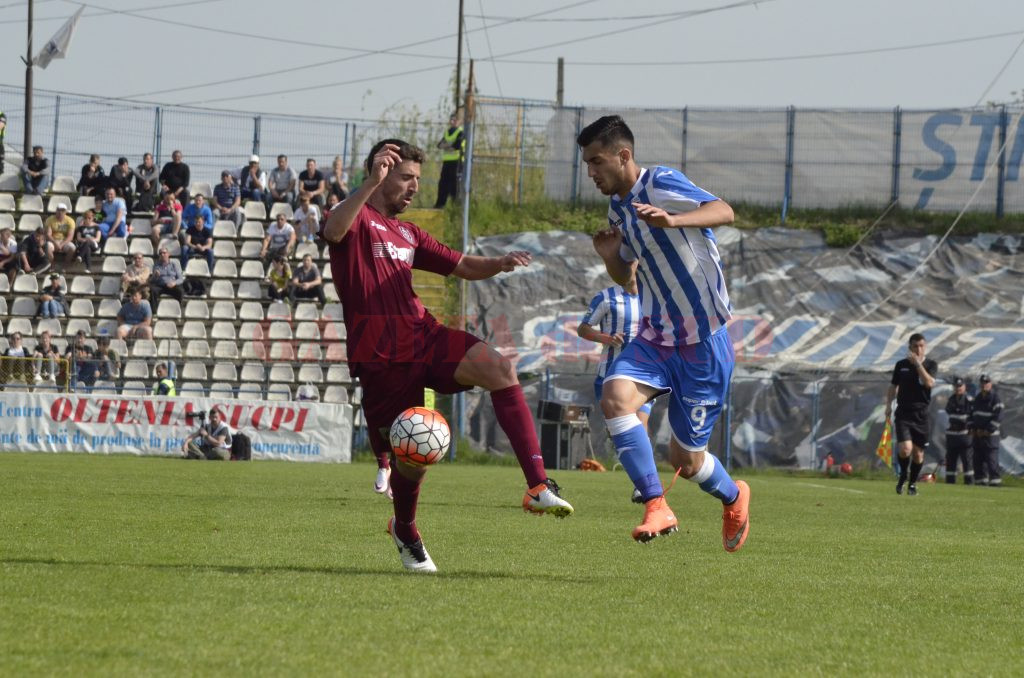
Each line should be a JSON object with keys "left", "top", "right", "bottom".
{"left": 390, "top": 407, "right": 451, "bottom": 466}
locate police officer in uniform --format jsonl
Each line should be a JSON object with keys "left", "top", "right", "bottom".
{"left": 943, "top": 376, "right": 973, "bottom": 484}
{"left": 151, "top": 361, "right": 176, "bottom": 396}
{"left": 885, "top": 333, "right": 938, "bottom": 496}
{"left": 434, "top": 112, "right": 465, "bottom": 208}
{"left": 971, "top": 374, "right": 1003, "bottom": 486}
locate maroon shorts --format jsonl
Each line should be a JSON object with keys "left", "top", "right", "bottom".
{"left": 355, "top": 322, "right": 482, "bottom": 457}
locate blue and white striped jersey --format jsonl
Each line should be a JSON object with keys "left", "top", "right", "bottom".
{"left": 607, "top": 166, "right": 732, "bottom": 347}
{"left": 581, "top": 285, "right": 641, "bottom": 378}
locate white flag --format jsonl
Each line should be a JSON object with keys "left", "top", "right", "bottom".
{"left": 33, "top": 6, "right": 85, "bottom": 70}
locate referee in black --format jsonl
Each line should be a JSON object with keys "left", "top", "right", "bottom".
{"left": 884, "top": 333, "right": 938, "bottom": 495}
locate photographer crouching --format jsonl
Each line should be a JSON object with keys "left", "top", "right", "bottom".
{"left": 182, "top": 408, "right": 233, "bottom": 461}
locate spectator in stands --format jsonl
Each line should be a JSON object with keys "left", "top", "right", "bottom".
{"left": 0, "top": 227, "right": 18, "bottom": 285}
{"left": 68, "top": 333, "right": 97, "bottom": 389}
{"left": 98, "top": 187, "right": 128, "bottom": 240}
{"left": 268, "top": 154, "right": 298, "bottom": 207}
{"left": 152, "top": 191, "right": 183, "bottom": 249}
{"left": 298, "top": 158, "right": 327, "bottom": 207}
{"left": 151, "top": 361, "right": 176, "bottom": 396}
{"left": 212, "top": 171, "right": 243, "bottom": 227}
{"left": 327, "top": 155, "right": 349, "bottom": 201}
{"left": 77, "top": 153, "right": 105, "bottom": 197}
{"left": 289, "top": 253, "right": 326, "bottom": 306}
{"left": 116, "top": 287, "right": 153, "bottom": 341}
{"left": 121, "top": 253, "right": 151, "bottom": 298}
{"left": 149, "top": 246, "right": 185, "bottom": 310}
{"left": 108, "top": 157, "right": 134, "bottom": 207}
{"left": 181, "top": 215, "right": 215, "bottom": 272}
{"left": 182, "top": 193, "right": 214, "bottom": 233}
{"left": 33, "top": 329, "right": 59, "bottom": 385}
{"left": 240, "top": 155, "right": 267, "bottom": 205}
{"left": 74, "top": 209, "right": 102, "bottom": 274}
{"left": 21, "top": 145, "right": 50, "bottom": 195}
{"left": 93, "top": 335, "right": 120, "bottom": 382}
{"left": 293, "top": 194, "right": 321, "bottom": 243}
{"left": 260, "top": 213, "right": 296, "bottom": 264}
{"left": 265, "top": 254, "right": 291, "bottom": 304}
{"left": 3, "top": 331, "right": 32, "bottom": 385}
{"left": 44, "top": 202, "right": 76, "bottom": 267}
{"left": 183, "top": 408, "right": 232, "bottom": 460}
{"left": 38, "top": 273, "right": 66, "bottom": 318}
{"left": 19, "top": 228, "right": 52, "bottom": 277}
{"left": 134, "top": 152, "right": 160, "bottom": 212}
{"left": 159, "top": 149, "right": 190, "bottom": 205}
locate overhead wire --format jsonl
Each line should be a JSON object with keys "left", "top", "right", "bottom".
{"left": 0, "top": 0, "right": 227, "bottom": 25}
{"left": 477, "top": 0, "right": 504, "bottom": 99}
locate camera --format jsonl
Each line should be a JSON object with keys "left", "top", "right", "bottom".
{"left": 185, "top": 410, "right": 206, "bottom": 422}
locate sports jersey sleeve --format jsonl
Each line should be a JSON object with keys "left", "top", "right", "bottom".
{"left": 649, "top": 166, "right": 718, "bottom": 214}
{"left": 581, "top": 293, "right": 608, "bottom": 327}
{"left": 412, "top": 226, "right": 462, "bottom": 276}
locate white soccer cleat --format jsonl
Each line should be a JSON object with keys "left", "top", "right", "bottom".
{"left": 386, "top": 517, "right": 437, "bottom": 573}
{"left": 522, "top": 479, "right": 574, "bottom": 517}
{"left": 374, "top": 467, "right": 391, "bottom": 497}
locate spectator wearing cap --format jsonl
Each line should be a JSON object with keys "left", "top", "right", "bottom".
{"left": 121, "top": 253, "right": 152, "bottom": 299}
{"left": 212, "top": 171, "right": 243, "bottom": 227}
{"left": 77, "top": 153, "right": 105, "bottom": 197}
{"left": 21, "top": 145, "right": 50, "bottom": 195}
{"left": 151, "top": 191, "right": 183, "bottom": 249}
{"left": 74, "top": 209, "right": 102, "bottom": 273}
{"left": 38, "top": 273, "right": 66, "bottom": 318}
{"left": 44, "top": 202, "right": 77, "bottom": 267}
{"left": 134, "top": 153, "right": 160, "bottom": 212}
{"left": 240, "top": 155, "right": 267, "bottom": 204}
{"left": 148, "top": 246, "right": 185, "bottom": 310}
{"left": 108, "top": 156, "right": 135, "bottom": 207}
{"left": 268, "top": 154, "right": 298, "bottom": 208}
{"left": 98, "top": 186, "right": 128, "bottom": 240}
{"left": 159, "top": 150, "right": 190, "bottom": 205}
{"left": 944, "top": 377, "right": 974, "bottom": 484}
{"left": 116, "top": 287, "right": 153, "bottom": 341}
{"left": 18, "top": 228, "right": 52, "bottom": 277}
{"left": 971, "top": 374, "right": 1003, "bottom": 487}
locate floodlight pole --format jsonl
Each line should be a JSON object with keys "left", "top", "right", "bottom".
{"left": 23, "top": 0, "right": 34, "bottom": 160}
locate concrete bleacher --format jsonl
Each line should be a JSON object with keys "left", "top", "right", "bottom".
{"left": 0, "top": 187, "right": 364, "bottom": 404}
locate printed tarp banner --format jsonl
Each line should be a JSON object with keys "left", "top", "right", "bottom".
{"left": 0, "top": 392, "right": 352, "bottom": 462}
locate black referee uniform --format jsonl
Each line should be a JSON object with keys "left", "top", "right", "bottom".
{"left": 891, "top": 356, "right": 938, "bottom": 493}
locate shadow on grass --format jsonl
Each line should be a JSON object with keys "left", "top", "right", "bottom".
{"left": 1, "top": 557, "right": 590, "bottom": 583}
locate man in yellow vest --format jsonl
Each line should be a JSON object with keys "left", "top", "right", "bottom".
{"left": 151, "top": 362, "right": 177, "bottom": 396}
{"left": 434, "top": 112, "right": 465, "bottom": 208}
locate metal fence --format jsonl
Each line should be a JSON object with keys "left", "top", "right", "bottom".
{"left": 469, "top": 97, "right": 1024, "bottom": 215}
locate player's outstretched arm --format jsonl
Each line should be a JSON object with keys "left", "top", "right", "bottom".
{"left": 576, "top": 323, "right": 622, "bottom": 347}
{"left": 452, "top": 251, "right": 531, "bottom": 280}
{"left": 631, "top": 198, "right": 735, "bottom": 229}
{"left": 322, "top": 144, "right": 401, "bottom": 243}
{"left": 592, "top": 227, "right": 635, "bottom": 285}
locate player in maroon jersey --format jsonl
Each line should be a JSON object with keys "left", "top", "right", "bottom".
{"left": 323, "top": 139, "right": 572, "bottom": 573}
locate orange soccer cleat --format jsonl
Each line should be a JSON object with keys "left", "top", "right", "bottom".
{"left": 722, "top": 480, "right": 751, "bottom": 553}
{"left": 631, "top": 496, "right": 678, "bottom": 543}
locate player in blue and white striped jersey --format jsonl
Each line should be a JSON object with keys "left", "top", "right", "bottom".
{"left": 578, "top": 115, "right": 750, "bottom": 551}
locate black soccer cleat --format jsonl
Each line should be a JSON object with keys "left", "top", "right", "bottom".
{"left": 907, "top": 484, "right": 918, "bottom": 496}
{"left": 896, "top": 481, "right": 905, "bottom": 495}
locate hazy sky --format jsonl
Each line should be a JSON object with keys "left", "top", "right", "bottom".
{"left": 2, "top": 0, "right": 1023, "bottom": 123}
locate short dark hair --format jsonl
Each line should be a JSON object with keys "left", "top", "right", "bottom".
{"left": 577, "top": 115, "right": 634, "bottom": 150}
{"left": 33, "top": 145, "right": 43, "bottom": 153}
{"left": 909, "top": 333, "right": 925, "bottom": 345}
{"left": 364, "top": 139, "right": 425, "bottom": 175}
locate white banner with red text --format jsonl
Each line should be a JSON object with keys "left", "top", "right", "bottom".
{"left": 0, "top": 392, "right": 352, "bottom": 462}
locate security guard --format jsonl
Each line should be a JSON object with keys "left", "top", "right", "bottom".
{"left": 151, "top": 361, "right": 177, "bottom": 396}
{"left": 943, "top": 377, "right": 973, "bottom": 484}
{"left": 433, "top": 112, "right": 465, "bottom": 208}
{"left": 971, "top": 374, "right": 1002, "bottom": 486}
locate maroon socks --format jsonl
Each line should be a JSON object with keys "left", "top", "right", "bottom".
{"left": 491, "top": 385, "right": 546, "bottom": 488}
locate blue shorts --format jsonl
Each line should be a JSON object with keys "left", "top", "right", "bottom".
{"left": 595, "top": 376, "right": 652, "bottom": 415}
{"left": 604, "top": 330, "right": 733, "bottom": 450}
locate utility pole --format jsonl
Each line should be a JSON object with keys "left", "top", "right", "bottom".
{"left": 23, "top": 0, "right": 34, "bottom": 160}
{"left": 454, "top": 0, "right": 464, "bottom": 113}
{"left": 556, "top": 57, "right": 564, "bottom": 107}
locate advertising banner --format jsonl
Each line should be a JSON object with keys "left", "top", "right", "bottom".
{"left": 0, "top": 392, "right": 352, "bottom": 462}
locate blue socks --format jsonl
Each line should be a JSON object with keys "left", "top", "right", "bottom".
{"left": 607, "top": 414, "right": 663, "bottom": 502}
{"left": 690, "top": 451, "right": 739, "bottom": 504}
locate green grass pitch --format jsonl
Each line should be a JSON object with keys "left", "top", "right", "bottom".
{"left": 1, "top": 454, "right": 1021, "bottom": 676}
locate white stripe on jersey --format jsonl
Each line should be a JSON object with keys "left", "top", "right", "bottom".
{"left": 608, "top": 166, "right": 732, "bottom": 346}
{"left": 581, "top": 285, "right": 641, "bottom": 378}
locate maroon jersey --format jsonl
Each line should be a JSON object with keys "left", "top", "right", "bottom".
{"left": 327, "top": 203, "right": 462, "bottom": 365}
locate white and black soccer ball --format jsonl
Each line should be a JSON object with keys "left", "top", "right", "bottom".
{"left": 389, "top": 407, "right": 451, "bottom": 466}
